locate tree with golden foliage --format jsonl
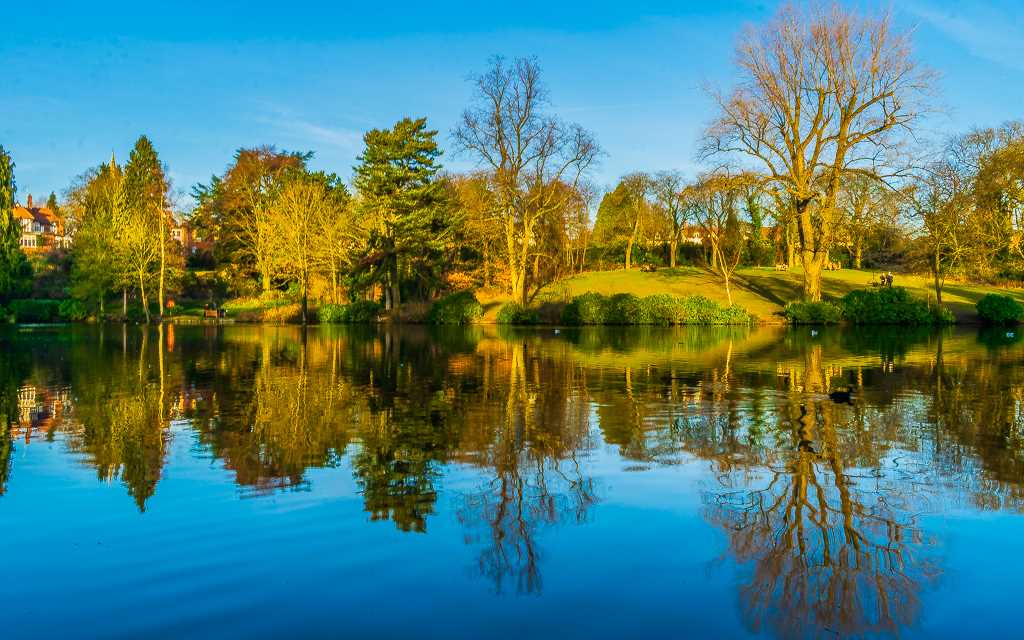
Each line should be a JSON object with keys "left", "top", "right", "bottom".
{"left": 270, "top": 170, "right": 352, "bottom": 324}
{"left": 454, "top": 57, "right": 599, "bottom": 305}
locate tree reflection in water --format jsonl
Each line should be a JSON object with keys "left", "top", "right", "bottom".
{"left": 2, "top": 324, "right": 1024, "bottom": 634}
{"left": 694, "top": 346, "right": 942, "bottom": 638}
{"left": 455, "top": 338, "right": 598, "bottom": 594}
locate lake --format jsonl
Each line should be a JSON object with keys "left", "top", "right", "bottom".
{"left": 1, "top": 323, "right": 1023, "bottom": 639}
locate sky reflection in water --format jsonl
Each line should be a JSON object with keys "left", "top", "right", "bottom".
{"left": 1, "top": 324, "right": 1022, "bottom": 639}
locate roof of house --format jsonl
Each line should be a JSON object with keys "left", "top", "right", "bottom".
{"left": 13, "top": 205, "right": 36, "bottom": 222}
{"left": 13, "top": 203, "right": 61, "bottom": 230}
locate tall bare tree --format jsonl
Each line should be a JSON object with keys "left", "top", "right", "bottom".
{"left": 454, "top": 57, "right": 600, "bottom": 305}
{"left": 704, "top": 2, "right": 932, "bottom": 300}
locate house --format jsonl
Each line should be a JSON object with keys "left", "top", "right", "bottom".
{"left": 169, "top": 216, "right": 212, "bottom": 256}
{"left": 13, "top": 195, "right": 70, "bottom": 252}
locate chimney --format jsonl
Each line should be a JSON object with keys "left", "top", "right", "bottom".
{"left": 27, "top": 194, "right": 33, "bottom": 208}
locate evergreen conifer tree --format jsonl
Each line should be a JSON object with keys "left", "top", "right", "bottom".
{"left": 0, "top": 146, "right": 32, "bottom": 304}
{"left": 353, "top": 118, "right": 454, "bottom": 311}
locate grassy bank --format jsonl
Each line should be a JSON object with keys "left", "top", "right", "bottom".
{"left": 514, "top": 267, "right": 1024, "bottom": 323}
{"left": 13, "top": 266, "right": 1013, "bottom": 326}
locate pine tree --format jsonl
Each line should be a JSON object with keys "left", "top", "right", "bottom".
{"left": 124, "top": 135, "right": 169, "bottom": 321}
{"left": 0, "top": 146, "right": 32, "bottom": 305}
{"left": 352, "top": 117, "right": 454, "bottom": 312}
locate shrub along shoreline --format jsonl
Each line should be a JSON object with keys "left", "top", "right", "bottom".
{"left": 784, "top": 287, "right": 956, "bottom": 325}
{"left": 4, "top": 286, "right": 1019, "bottom": 328}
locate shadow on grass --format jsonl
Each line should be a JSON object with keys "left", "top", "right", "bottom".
{"left": 736, "top": 272, "right": 803, "bottom": 306}
{"left": 738, "top": 269, "right": 869, "bottom": 306}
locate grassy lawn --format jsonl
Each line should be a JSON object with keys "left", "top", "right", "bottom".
{"left": 527, "top": 266, "right": 1024, "bottom": 322}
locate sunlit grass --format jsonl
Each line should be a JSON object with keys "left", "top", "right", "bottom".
{"left": 534, "top": 267, "right": 1024, "bottom": 322}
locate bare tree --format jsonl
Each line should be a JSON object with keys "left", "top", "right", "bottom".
{"left": 565, "top": 180, "right": 596, "bottom": 274}
{"left": 683, "top": 172, "right": 754, "bottom": 304}
{"left": 454, "top": 57, "right": 600, "bottom": 305}
{"left": 620, "top": 173, "right": 652, "bottom": 271}
{"left": 836, "top": 174, "right": 897, "bottom": 269}
{"left": 649, "top": 171, "right": 687, "bottom": 268}
{"left": 703, "top": 2, "right": 932, "bottom": 300}
{"left": 906, "top": 134, "right": 1000, "bottom": 308}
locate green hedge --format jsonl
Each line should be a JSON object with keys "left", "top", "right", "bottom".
{"left": 319, "top": 300, "right": 382, "bottom": 323}
{"left": 59, "top": 299, "right": 88, "bottom": 321}
{"left": 840, "top": 287, "right": 948, "bottom": 325}
{"left": 427, "top": 291, "right": 483, "bottom": 324}
{"left": 560, "top": 292, "right": 750, "bottom": 325}
{"left": 7, "top": 299, "right": 63, "bottom": 323}
{"left": 559, "top": 292, "right": 607, "bottom": 325}
{"left": 496, "top": 302, "right": 540, "bottom": 325}
{"left": 784, "top": 301, "right": 844, "bottom": 324}
{"left": 976, "top": 293, "right": 1023, "bottom": 324}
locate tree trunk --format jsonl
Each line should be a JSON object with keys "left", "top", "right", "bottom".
{"left": 795, "top": 199, "right": 825, "bottom": 301}
{"left": 301, "top": 273, "right": 309, "bottom": 325}
{"left": 854, "top": 243, "right": 862, "bottom": 270}
{"left": 123, "top": 288, "right": 127, "bottom": 318}
{"left": 331, "top": 266, "right": 338, "bottom": 304}
{"left": 932, "top": 252, "right": 943, "bottom": 308}
{"left": 709, "top": 240, "right": 720, "bottom": 271}
{"left": 786, "top": 224, "right": 797, "bottom": 268}
{"left": 389, "top": 259, "right": 401, "bottom": 314}
{"left": 801, "top": 249, "right": 824, "bottom": 301}
{"left": 669, "top": 239, "right": 678, "bottom": 268}
{"left": 261, "top": 271, "right": 271, "bottom": 293}
{"left": 483, "top": 245, "right": 491, "bottom": 288}
{"left": 159, "top": 206, "right": 166, "bottom": 320}
{"left": 139, "top": 272, "right": 150, "bottom": 323}
{"left": 625, "top": 217, "right": 641, "bottom": 271}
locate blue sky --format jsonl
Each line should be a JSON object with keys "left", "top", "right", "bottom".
{"left": 2, "top": 1, "right": 1022, "bottom": 206}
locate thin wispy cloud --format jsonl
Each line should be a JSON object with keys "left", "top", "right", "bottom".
{"left": 252, "top": 107, "right": 363, "bottom": 151}
{"left": 286, "top": 120, "right": 362, "bottom": 149}
{"left": 905, "top": 1, "right": 1024, "bottom": 71}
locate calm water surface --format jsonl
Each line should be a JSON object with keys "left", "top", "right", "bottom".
{"left": 2, "top": 323, "right": 1023, "bottom": 639}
